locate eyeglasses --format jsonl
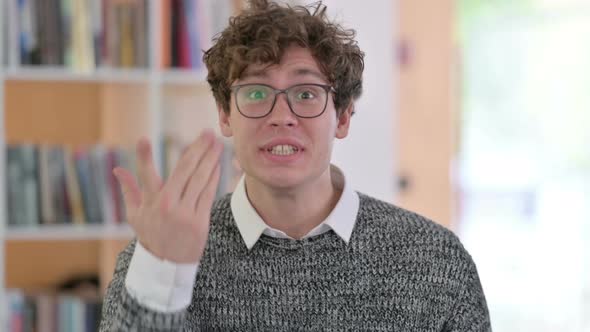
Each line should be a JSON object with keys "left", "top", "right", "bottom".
{"left": 230, "top": 83, "right": 335, "bottom": 119}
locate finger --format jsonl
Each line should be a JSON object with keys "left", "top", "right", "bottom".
{"left": 113, "top": 167, "right": 141, "bottom": 211}
{"left": 136, "top": 138, "right": 163, "bottom": 198}
{"left": 194, "top": 163, "right": 221, "bottom": 216}
{"left": 164, "top": 130, "right": 216, "bottom": 202}
{"left": 180, "top": 140, "right": 223, "bottom": 207}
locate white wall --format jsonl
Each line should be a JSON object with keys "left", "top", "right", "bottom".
{"left": 321, "top": 0, "right": 397, "bottom": 203}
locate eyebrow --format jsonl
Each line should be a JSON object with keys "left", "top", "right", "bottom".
{"left": 240, "top": 67, "right": 327, "bottom": 82}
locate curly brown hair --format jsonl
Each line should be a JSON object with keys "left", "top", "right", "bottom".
{"left": 203, "top": 0, "right": 364, "bottom": 116}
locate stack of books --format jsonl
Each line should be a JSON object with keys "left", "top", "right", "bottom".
{"left": 5, "top": 0, "right": 148, "bottom": 70}
{"left": 6, "top": 139, "right": 241, "bottom": 227}
{"left": 2, "top": 0, "right": 239, "bottom": 71}
{"left": 160, "top": 0, "right": 236, "bottom": 70}
{"left": 7, "top": 277, "right": 102, "bottom": 332}
{"left": 5, "top": 144, "right": 135, "bottom": 226}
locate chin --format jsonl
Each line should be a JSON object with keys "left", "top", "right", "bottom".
{"left": 262, "top": 169, "right": 307, "bottom": 190}
{"left": 248, "top": 166, "right": 309, "bottom": 191}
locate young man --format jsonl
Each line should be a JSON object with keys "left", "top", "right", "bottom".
{"left": 100, "top": 1, "right": 491, "bottom": 331}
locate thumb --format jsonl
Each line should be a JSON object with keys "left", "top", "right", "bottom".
{"left": 113, "top": 167, "right": 142, "bottom": 210}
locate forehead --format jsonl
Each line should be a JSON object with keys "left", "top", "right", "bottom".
{"left": 239, "top": 46, "right": 327, "bottom": 82}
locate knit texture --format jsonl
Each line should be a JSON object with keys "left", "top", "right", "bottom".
{"left": 100, "top": 192, "right": 491, "bottom": 331}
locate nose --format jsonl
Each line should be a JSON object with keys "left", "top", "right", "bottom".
{"left": 267, "top": 92, "right": 298, "bottom": 127}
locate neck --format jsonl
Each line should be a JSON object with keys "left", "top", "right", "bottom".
{"left": 245, "top": 166, "right": 342, "bottom": 239}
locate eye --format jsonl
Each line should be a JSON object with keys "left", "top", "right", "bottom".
{"left": 247, "top": 89, "right": 267, "bottom": 100}
{"left": 296, "top": 90, "right": 316, "bottom": 100}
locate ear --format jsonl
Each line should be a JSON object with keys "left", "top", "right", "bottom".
{"left": 218, "top": 104, "right": 233, "bottom": 137}
{"left": 335, "top": 103, "right": 353, "bottom": 139}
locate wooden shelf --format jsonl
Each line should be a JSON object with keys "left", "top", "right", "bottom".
{"left": 5, "top": 237, "right": 132, "bottom": 293}
{"left": 3, "top": 67, "right": 151, "bottom": 83}
{"left": 1, "top": 67, "right": 210, "bottom": 85}
{"left": 4, "top": 224, "right": 134, "bottom": 241}
{"left": 161, "top": 68, "right": 208, "bottom": 85}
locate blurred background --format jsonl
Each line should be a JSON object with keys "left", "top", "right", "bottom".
{"left": 457, "top": 0, "right": 590, "bottom": 330}
{"left": 0, "top": 0, "right": 589, "bottom": 331}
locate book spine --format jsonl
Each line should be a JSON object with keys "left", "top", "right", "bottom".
{"left": 21, "top": 144, "right": 40, "bottom": 225}
{"left": 118, "top": 3, "right": 135, "bottom": 67}
{"left": 74, "top": 149, "right": 96, "bottom": 223}
{"left": 6, "top": 143, "right": 138, "bottom": 226}
{"left": 134, "top": 0, "right": 147, "bottom": 68}
{"left": 170, "top": 0, "right": 180, "bottom": 67}
{"left": 60, "top": 0, "right": 73, "bottom": 67}
{"left": 6, "top": 145, "right": 22, "bottom": 226}
{"left": 64, "top": 147, "right": 85, "bottom": 224}
{"left": 90, "top": 0, "right": 102, "bottom": 67}
{"left": 161, "top": 0, "right": 171, "bottom": 68}
{"left": 38, "top": 146, "right": 56, "bottom": 225}
{"left": 184, "top": 0, "right": 202, "bottom": 69}
{"left": 178, "top": 0, "right": 190, "bottom": 68}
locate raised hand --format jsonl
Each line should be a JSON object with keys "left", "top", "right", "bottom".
{"left": 113, "top": 130, "right": 223, "bottom": 264}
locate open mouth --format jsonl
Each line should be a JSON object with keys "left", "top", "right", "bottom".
{"left": 267, "top": 144, "right": 300, "bottom": 156}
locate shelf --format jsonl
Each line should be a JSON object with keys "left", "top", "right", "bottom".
{"left": 161, "top": 68, "right": 208, "bottom": 85}
{"left": 3, "top": 67, "right": 151, "bottom": 83}
{"left": 1, "top": 67, "right": 210, "bottom": 85}
{"left": 4, "top": 224, "right": 135, "bottom": 241}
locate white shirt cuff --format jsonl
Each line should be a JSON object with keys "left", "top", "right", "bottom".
{"left": 124, "top": 241, "right": 199, "bottom": 312}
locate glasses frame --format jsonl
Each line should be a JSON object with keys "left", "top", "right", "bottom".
{"left": 230, "top": 83, "right": 336, "bottom": 119}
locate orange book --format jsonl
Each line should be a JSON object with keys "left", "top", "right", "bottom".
{"left": 64, "top": 147, "right": 86, "bottom": 224}
{"left": 161, "top": 0, "right": 171, "bottom": 68}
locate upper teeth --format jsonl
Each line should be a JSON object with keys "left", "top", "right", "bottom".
{"left": 269, "top": 145, "right": 298, "bottom": 155}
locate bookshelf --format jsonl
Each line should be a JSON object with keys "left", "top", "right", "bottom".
{"left": 1, "top": 9, "right": 7, "bottom": 328}
{"left": 0, "top": 0, "right": 243, "bottom": 329}
{"left": 2, "top": 67, "right": 152, "bottom": 83}
{"left": 0, "top": 0, "right": 397, "bottom": 330}
{"left": 4, "top": 224, "right": 134, "bottom": 241}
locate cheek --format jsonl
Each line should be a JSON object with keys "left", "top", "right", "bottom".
{"left": 232, "top": 141, "right": 250, "bottom": 172}
{"left": 308, "top": 122, "right": 336, "bottom": 155}
{"left": 319, "top": 117, "right": 338, "bottom": 138}
{"left": 232, "top": 125, "right": 257, "bottom": 162}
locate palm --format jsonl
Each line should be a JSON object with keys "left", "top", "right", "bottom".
{"left": 113, "top": 130, "right": 222, "bottom": 263}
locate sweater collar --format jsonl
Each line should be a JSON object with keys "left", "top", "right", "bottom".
{"left": 230, "top": 164, "right": 360, "bottom": 250}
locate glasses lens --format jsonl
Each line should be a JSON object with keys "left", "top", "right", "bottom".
{"left": 236, "top": 85, "right": 274, "bottom": 118}
{"left": 235, "top": 84, "right": 329, "bottom": 118}
{"left": 288, "top": 85, "right": 328, "bottom": 117}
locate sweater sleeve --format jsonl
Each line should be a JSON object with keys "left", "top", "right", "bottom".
{"left": 99, "top": 239, "right": 188, "bottom": 331}
{"left": 442, "top": 252, "right": 492, "bottom": 332}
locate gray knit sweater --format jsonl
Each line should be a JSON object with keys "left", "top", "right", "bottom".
{"left": 99, "top": 193, "right": 491, "bottom": 331}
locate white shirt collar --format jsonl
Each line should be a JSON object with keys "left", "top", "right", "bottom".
{"left": 230, "top": 164, "right": 360, "bottom": 250}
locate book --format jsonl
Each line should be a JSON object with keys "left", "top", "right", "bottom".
{"left": 73, "top": 147, "right": 102, "bottom": 224}
{"left": 6, "top": 141, "right": 237, "bottom": 227}
{"left": 6, "top": 143, "right": 139, "bottom": 227}
{"left": 3, "top": 0, "right": 19, "bottom": 66}
{"left": 60, "top": 0, "right": 74, "bottom": 66}
{"left": 64, "top": 147, "right": 86, "bottom": 224}
{"left": 135, "top": 0, "right": 148, "bottom": 67}
{"left": 13, "top": 0, "right": 148, "bottom": 69}
{"left": 6, "top": 144, "right": 40, "bottom": 226}
{"left": 6, "top": 146, "right": 22, "bottom": 225}
{"left": 7, "top": 289, "right": 25, "bottom": 332}
{"left": 21, "top": 144, "right": 40, "bottom": 226}
{"left": 160, "top": 0, "right": 171, "bottom": 68}
{"left": 36, "top": 293, "right": 57, "bottom": 332}
{"left": 18, "top": 0, "right": 36, "bottom": 65}
{"left": 46, "top": 146, "right": 70, "bottom": 224}
{"left": 6, "top": 289, "right": 102, "bottom": 332}
{"left": 117, "top": 2, "right": 135, "bottom": 68}
{"left": 38, "top": 145, "right": 56, "bottom": 225}
{"left": 165, "top": 0, "right": 236, "bottom": 69}
{"left": 72, "top": 0, "right": 94, "bottom": 71}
